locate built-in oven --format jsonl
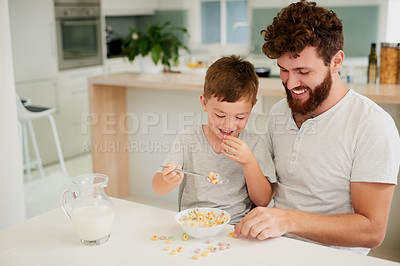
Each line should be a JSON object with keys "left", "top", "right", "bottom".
{"left": 55, "top": 0, "right": 103, "bottom": 70}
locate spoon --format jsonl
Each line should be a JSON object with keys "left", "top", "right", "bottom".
{"left": 160, "top": 165, "right": 229, "bottom": 184}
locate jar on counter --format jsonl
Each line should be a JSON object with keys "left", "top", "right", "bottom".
{"left": 379, "top": 42, "right": 399, "bottom": 84}
{"left": 398, "top": 46, "right": 400, "bottom": 84}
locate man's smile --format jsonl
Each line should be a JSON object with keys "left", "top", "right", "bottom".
{"left": 291, "top": 88, "right": 309, "bottom": 97}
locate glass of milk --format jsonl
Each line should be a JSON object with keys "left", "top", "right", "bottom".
{"left": 61, "top": 173, "right": 115, "bottom": 245}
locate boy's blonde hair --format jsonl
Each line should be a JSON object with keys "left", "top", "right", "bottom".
{"left": 203, "top": 55, "right": 258, "bottom": 106}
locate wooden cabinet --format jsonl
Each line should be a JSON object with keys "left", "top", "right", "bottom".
{"left": 8, "top": 0, "right": 57, "bottom": 82}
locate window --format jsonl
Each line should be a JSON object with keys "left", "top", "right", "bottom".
{"left": 200, "top": 0, "right": 249, "bottom": 45}
{"left": 386, "top": 0, "right": 400, "bottom": 43}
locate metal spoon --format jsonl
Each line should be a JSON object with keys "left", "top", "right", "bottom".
{"left": 160, "top": 165, "right": 229, "bottom": 184}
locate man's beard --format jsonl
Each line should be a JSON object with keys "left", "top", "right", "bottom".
{"left": 283, "top": 70, "right": 332, "bottom": 116}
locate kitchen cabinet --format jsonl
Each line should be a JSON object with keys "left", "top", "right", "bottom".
{"left": 103, "top": 57, "right": 140, "bottom": 74}
{"left": 102, "top": 0, "right": 157, "bottom": 16}
{"left": 8, "top": 0, "right": 58, "bottom": 82}
{"left": 56, "top": 66, "right": 104, "bottom": 159}
{"left": 15, "top": 80, "right": 60, "bottom": 165}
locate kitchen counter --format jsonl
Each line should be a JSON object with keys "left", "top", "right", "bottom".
{"left": 0, "top": 198, "right": 397, "bottom": 265}
{"left": 90, "top": 72, "right": 400, "bottom": 103}
{"left": 88, "top": 72, "right": 400, "bottom": 197}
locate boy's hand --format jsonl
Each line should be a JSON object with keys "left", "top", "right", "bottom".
{"left": 161, "top": 163, "right": 184, "bottom": 186}
{"left": 221, "top": 136, "right": 255, "bottom": 166}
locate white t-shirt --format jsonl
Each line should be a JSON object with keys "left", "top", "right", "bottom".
{"left": 266, "top": 89, "right": 400, "bottom": 254}
{"left": 162, "top": 125, "right": 276, "bottom": 224}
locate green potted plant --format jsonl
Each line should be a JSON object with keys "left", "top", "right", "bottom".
{"left": 121, "top": 21, "right": 190, "bottom": 73}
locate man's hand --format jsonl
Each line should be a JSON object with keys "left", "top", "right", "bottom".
{"left": 234, "top": 207, "right": 290, "bottom": 240}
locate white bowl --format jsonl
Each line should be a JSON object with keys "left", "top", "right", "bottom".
{"left": 175, "top": 207, "right": 231, "bottom": 239}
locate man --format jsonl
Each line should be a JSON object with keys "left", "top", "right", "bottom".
{"left": 234, "top": 0, "right": 400, "bottom": 255}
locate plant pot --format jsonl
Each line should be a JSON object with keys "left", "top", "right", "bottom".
{"left": 138, "top": 55, "right": 163, "bottom": 74}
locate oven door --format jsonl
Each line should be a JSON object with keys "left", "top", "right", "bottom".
{"left": 56, "top": 19, "right": 103, "bottom": 70}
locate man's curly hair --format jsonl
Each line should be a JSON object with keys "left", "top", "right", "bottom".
{"left": 261, "top": 0, "right": 343, "bottom": 66}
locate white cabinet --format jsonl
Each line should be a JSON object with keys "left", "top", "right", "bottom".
{"left": 103, "top": 57, "right": 139, "bottom": 74}
{"left": 8, "top": 0, "right": 58, "bottom": 82}
{"left": 102, "top": 0, "right": 157, "bottom": 16}
{"left": 56, "top": 66, "right": 104, "bottom": 159}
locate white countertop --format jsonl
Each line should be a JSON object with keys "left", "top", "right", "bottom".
{"left": 0, "top": 199, "right": 398, "bottom": 266}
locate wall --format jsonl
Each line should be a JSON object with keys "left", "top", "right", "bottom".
{"left": 332, "top": 6, "right": 379, "bottom": 57}
{"left": 251, "top": 5, "right": 379, "bottom": 57}
{"left": 0, "top": 0, "right": 26, "bottom": 229}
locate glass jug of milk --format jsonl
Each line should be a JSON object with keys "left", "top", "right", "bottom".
{"left": 61, "top": 173, "right": 115, "bottom": 245}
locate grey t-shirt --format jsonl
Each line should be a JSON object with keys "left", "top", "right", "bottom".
{"left": 162, "top": 125, "right": 276, "bottom": 224}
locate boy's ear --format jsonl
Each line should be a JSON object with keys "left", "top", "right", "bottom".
{"left": 253, "top": 98, "right": 258, "bottom": 107}
{"left": 200, "top": 94, "right": 208, "bottom": 112}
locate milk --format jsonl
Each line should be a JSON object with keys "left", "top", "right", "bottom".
{"left": 71, "top": 206, "right": 115, "bottom": 241}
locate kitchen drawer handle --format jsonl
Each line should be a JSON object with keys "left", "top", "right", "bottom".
{"left": 61, "top": 20, "right": 99, "bottom": 26}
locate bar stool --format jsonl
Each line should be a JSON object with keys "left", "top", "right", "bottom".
{"left": 16, "top": 95, "right": 68, "bottom": 182}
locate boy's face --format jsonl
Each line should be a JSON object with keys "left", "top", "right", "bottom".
{"left": 200, "top": 94, "right": 254, "bottom": 139}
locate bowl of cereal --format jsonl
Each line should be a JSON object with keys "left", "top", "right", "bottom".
{"left": 175, "top": 208, "right": 231, "bottom": 238}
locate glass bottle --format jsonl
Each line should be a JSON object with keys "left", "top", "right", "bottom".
{"left": 367, "top": 43, "right": 378, "bottom": 84}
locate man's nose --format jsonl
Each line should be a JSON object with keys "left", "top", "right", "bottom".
{"left": 285, "top": 73, "right": 301, "bottom": 90}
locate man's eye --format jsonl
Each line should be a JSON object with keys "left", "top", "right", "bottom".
{"left": 216, "top": 114, "right": 225, "bottom": 118}
{"left": 236, "top": 117, "right": 245, "bottom": 120}
{"left": 298, "top": 70, "right": 309, "bottom": 75}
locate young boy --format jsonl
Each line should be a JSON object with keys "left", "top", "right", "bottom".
{"left": 152, "top": 55, "right": 276, "bottom": 224}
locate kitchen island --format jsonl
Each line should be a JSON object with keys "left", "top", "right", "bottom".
{"left": 88, "top": 72, "right": 400, "bottom": 198}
